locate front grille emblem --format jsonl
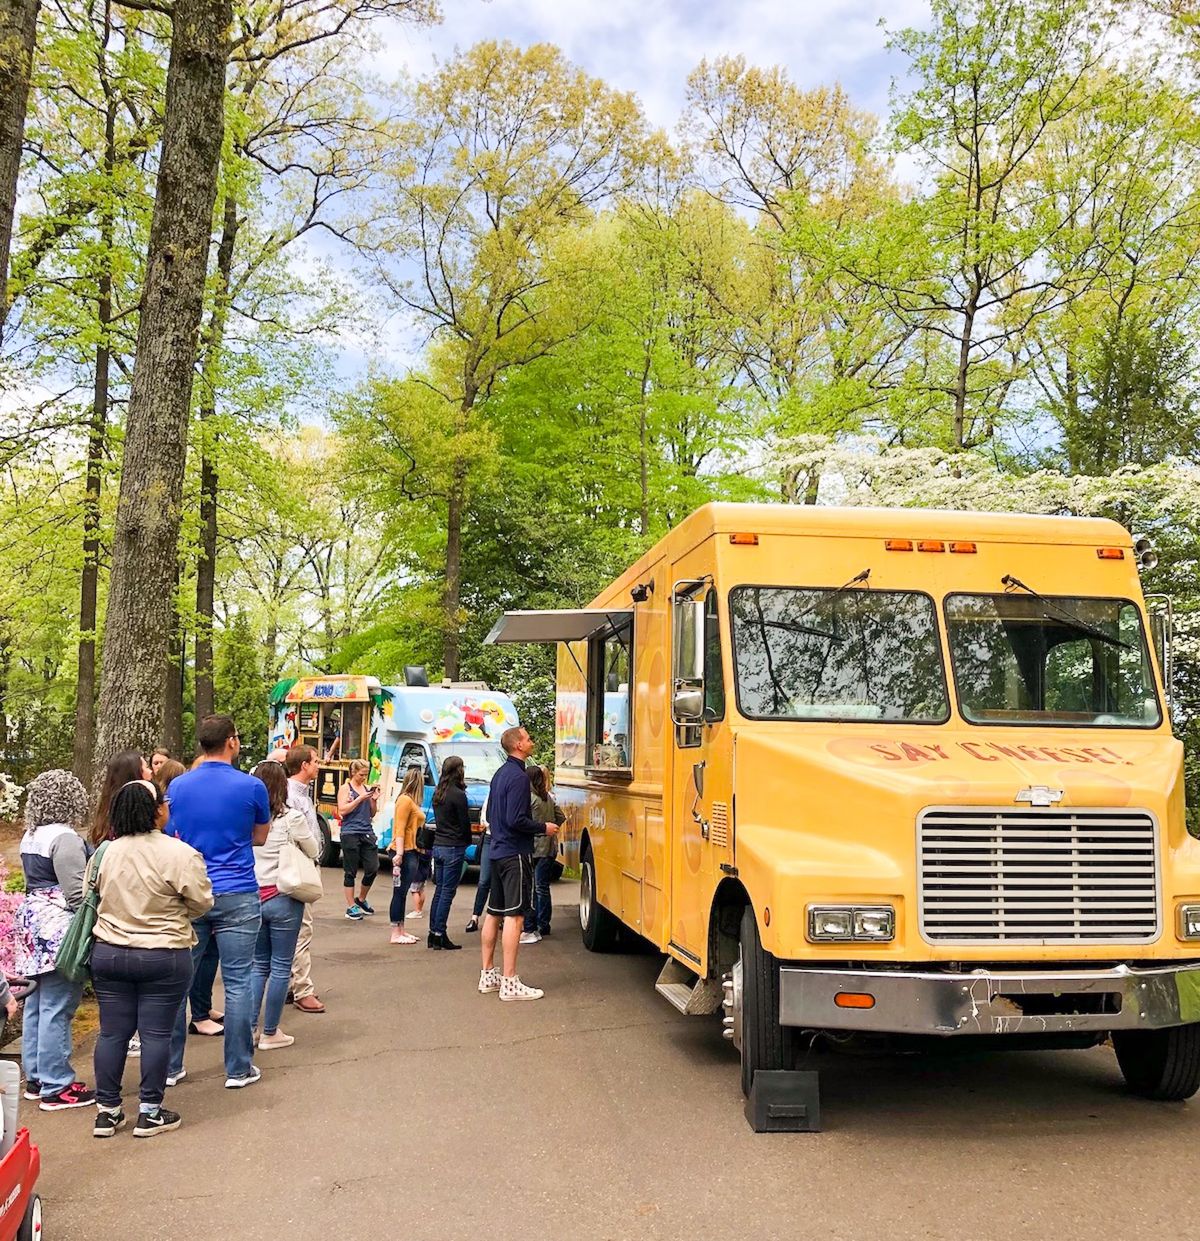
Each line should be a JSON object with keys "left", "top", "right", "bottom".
{"left": 1015, "top": 785, "right": 1065, "bottom": 807}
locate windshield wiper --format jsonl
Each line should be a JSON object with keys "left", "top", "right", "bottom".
{"left": 1000, "top": 574, "right": 1133, "bottom": 650}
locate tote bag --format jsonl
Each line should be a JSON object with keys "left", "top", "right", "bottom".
{"left": 277, "top": 839, "right": 323, "bottom": 903}
{"left": 55, "top": 840, "right": 110, "bottom": 983}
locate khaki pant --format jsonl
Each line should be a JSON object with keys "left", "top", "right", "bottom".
{"left": 290, "top": 903, "right": 316, "bottom": 999}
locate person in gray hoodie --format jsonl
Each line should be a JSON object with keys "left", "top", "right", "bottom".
{"left": 14, "top": 769, "right": 94, "bottom": 1110}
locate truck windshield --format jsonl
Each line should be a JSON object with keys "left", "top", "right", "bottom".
{"left": 430, "top": 742, "right": 507, "bottom": 784}
{"left": 730, "top": 587, "right": 949, "bottom": 722}
{"left": 944, "top": 594, "right": 1161, "bottom": 727}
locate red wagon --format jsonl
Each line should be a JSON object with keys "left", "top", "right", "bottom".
{"left": 1, "top": 979, "right": 42, "bottom": 1241}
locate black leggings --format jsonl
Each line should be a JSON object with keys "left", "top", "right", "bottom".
{"left": 91, "top": 942, "right": 193, "bottom": 1109}
{"left": 341, "top": 833, "right": 379, "bottom": 890}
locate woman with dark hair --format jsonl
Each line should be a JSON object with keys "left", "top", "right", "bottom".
{"left": 520, "top": 765, "right": 565, "bottom": 945}
{"left": 249, "top": 761, "right": 318, "bottom": 1050}
{"left": 15, "top": 770, "right": 93, "bottom": 1109}
{"left": 388, "top": 765, "right": 426, "bottom": 945}
{"left": 91, "top": 780, "right": 212, "bottom": 1138}
{"left": 91, "top": 749, "right": 152, "bottom": 847}
{"left": 428, "top": 755, "right": 470, "bottom": 951}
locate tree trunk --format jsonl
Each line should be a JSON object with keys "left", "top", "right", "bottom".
{"left": 0, "top": 629, "right": 10, "bottom": 753}
{"left": 162, "top": 572, "right": 184, "bottom": 757}
{"left": 194, "top": 192, "right": 238, "bottom": 723}
{"left": 0, "top": 0, "right": 39, "bottom": 344}
{"left": 443, "top": 459, "right": 466, "bottom": 681}
{"left": 638, "top": 351, "right": 651, "bottom": 537}
{"left": 952, "top": 286, "right": 980, "bottom": 451}
{"left": 95, "top": 0, "right": 230, "bottom": 766}
{"left": 73, "top": 46, "right": 117, "bottom": 789}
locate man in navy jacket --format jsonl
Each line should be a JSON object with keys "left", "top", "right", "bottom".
{"left": 479, "top": 727, "right": 557, "bottom": 1001}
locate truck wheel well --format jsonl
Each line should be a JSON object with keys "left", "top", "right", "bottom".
{"left": 708, "top": 878, "right": 750, "bottom": 978}
{"left": 579, "top": 831, "right": 592, "bottom": 861}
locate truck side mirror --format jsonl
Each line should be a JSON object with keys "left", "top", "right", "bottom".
{"left": 672, "top": 592, "right": 706, "bottom": 725}
{"left": 1146, "top": 594, "right": 1174, "bottom": 713}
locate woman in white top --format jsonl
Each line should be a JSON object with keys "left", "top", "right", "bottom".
{"left": 249, "top": 762, "right": 318, "bottom": 1050}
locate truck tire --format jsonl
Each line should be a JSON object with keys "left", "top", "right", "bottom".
{"left": 1113, "top": 1023, "right": 1200, "bottom": 1101}
{"left": 579, "top": 849, "right": 622, "bottom": 953}
{"left": 315, "top": 815, "right": 338, "bottom": 868}
{"left": 736, "top": 905, "right": 796, "bottom": 1098}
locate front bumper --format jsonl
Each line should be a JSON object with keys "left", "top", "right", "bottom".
{"left": 779, "top": 961, "right": 1200, "bottom": 1036}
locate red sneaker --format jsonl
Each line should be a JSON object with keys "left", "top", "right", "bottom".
{"left": 39, "top": 1081, "right": 96, "bottom": 1110}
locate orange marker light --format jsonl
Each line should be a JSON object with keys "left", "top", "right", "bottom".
{"left": 885, "top": 539, "right": 914, "bottom": 551}
{"left": 949, "top": 541, "right": 977, "bottom": 554}
{"left": 1096, "top": 547, "right": 1125, "bottom": 560}
{"left": 917, "top": 540, "right": 945, "bottom": 553}
{"left": 729, "top": 533, "right": 759, "bottom": 546}
{"left": 834, "top": 992, "right": 876, "bottom": 1010}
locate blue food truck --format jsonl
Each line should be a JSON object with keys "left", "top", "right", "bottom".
{"left": 268, "top": 673, "right": 520, "bottom": 865}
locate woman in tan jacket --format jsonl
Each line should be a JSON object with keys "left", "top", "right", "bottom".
{"left": 91, "top": 780, "right": 213, "bottom": 1139}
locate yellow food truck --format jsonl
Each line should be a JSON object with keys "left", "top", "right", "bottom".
{"left": 486, "top": 503, "right": 1200, "bottom": 1100}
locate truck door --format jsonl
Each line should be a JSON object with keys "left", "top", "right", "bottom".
{"left": 669, "top": 553, "right": 730, "bottom": 967}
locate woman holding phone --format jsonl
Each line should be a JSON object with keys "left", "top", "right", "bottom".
{"left": 336, "top": 760, "right": 379, "bottom": 921}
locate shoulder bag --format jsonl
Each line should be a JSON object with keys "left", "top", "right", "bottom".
{"left": 56, "top": 841, "right": 110, "bottom": 983}
{"left": 277, "top": 821, "right": 323, "bottom": 903}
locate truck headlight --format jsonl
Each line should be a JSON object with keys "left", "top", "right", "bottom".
{"left": 1177, "top": 904, "right": 1200, "bottom": 941}
{"left": 807, "top": 905, "right": 895, "bottom": 943}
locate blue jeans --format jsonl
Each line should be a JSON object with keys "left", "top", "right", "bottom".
{"left": 189, "top": 934, "right": 220, "bottom": 1022}
{"left": 251, "top": 894, "right": 304, "bottom": 1036}
{"left": 429, "top": 845, "right": 467, "bottom": 935}
{"left": 91, "top": 944, "right": 193, "bottom": 1109}
{"left": 471, "top": 834, "right": 492, "bottom": 918}
{"left": 523, "top": 857, "right": 555, "bottom": 933}
{"left": 389, "top": 851, "right": 423, "bottom": 925}
{"left": 22, "top": 967, "right": 84, "bottom": 1095}
{"left": 170, "top": 891, "right": 262, "bottom": 1079}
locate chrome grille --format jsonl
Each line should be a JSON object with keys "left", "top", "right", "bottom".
{"left": 918, "top": 807, "right": 1159, "bottom": 945}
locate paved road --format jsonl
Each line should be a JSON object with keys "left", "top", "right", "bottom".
{"left": 23, "top": 873, "right": 1200, "bottom": 1240}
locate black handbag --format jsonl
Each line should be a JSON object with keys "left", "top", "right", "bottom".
{"left": 415, "top": 824, "right": 436, "bottom": 850}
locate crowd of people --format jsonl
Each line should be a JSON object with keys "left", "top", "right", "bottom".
{"left": 8, "top": 716, "right": 562, "bottom": 1138}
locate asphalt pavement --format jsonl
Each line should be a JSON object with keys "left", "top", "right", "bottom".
{"left": 22, "top": 872, "right": 1200, "bottom": 1240}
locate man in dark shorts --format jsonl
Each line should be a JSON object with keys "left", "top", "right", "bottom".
{"left": 479, "top": 727, "right": 556, "bottom": 1001}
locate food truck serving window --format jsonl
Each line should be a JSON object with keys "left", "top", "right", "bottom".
{"left": 730, "top": 587, "right": 949, "bottom": 722}
{"left": 944, "top": 593, "right": 1161, "bottom": 727}
{"left": 588, "top": 619, "right": 633, "bottom": 769}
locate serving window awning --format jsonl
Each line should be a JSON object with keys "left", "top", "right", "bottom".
{"left": 485, "top": 609, "right": 633, "bottom": 645}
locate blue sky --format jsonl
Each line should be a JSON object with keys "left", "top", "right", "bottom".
{"left": 375, "top": 0, "right": 928, "bottom": 130}
{"left": 313, "top": 0, "right": 931, "bottom": 383}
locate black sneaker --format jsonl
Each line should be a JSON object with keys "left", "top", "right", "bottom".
{"left": 94, "top": 1107, "right": 126, "bottom": 1138}
{"left": 464, "top": 916, "right": 479, "bottom": 933}
{"left": 355, "top": 897, "right": 376, "bottom": 915}
{"left": 39, "top": 1082, "right": 96, "bottom": 1110}
{"left": 22, "top": 1079, "right": 41, "bottom": 1102}
{"left": 133, "top": 1107, "right": 182, "bottom": 1138}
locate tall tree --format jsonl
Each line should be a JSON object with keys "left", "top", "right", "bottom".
{"left": 95, "top": 0, "right": 231, "bottom": 761}
{"left": 0, "top": 0, "right": 39, "bottom": 343}
{"left": 370, "top": 40, "right": 648, "bottom": 676}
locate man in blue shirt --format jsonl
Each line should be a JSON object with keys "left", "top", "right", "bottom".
{"left": 480, "top": 726, "right": 556, "bottom": 1001}
{"left": 167, "top": 715, "right": 271, "bottom": 1089}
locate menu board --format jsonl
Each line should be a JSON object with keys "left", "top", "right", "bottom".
{"left": 299, "top": 706, "right": 319, "bottom": 731}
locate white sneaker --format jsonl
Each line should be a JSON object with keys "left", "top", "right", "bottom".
{"left": 479, "top": 968, "right": 500, "bottom": 994}
{"left": 224, "top": 1065, "right": 262, "bottom": 1089}
{"left": 408, "top": 909, "right": 423, "bottom": 920}
{"left": 499, "top": 975, "right": 544, "bottom": 1002}
{"left": 128, "top": 1034, "right": 141, "bottom": 1058}
{"left": 258, "top": 1031, "right": 294, "bottom": 1050}
{"left": 165, "top": 1069, "right": 186, "bottom": 1087}
{"left": 519, "top": 931, "right": 542, "bottom": 945}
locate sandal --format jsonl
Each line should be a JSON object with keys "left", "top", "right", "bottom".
{"left": 188, "top": 1018, "right": 224, "bottom": 1036}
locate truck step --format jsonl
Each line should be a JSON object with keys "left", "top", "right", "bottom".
{"left": 655, "top": 957, "right": 725, "bottom": 1016}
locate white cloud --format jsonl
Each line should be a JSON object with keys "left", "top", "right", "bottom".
{"left": 373, "top": 0, "right": 931, "bottom": 128}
